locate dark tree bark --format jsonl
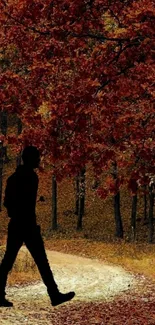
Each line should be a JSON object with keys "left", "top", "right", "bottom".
{"left": 112, "top": 161, "right": 123, "bottom": 238}
{"left": 17, "top": 117, "right": 22, "bottom": 135}
{"left": 0, "top": 111, "right": 9, "bottom": 163}
{"left": 79, "top": 167, "right": 85, "bottom": 217}
{"left": 16, "top": 117, "right": 23, "bottom": 166}
{"left": 0, "top": 142, "right": 4, "bottom": 211}
{"left": 77, "top": 195, "right": 83, "bottom": 231}
{"left": 77, "top": 167, "right": 86, "bottom": 231}
{"left": 148, "top": 182, "right": 154, "bottom": 243}
{"left": 0, "top": 111, "right": 7, "bottom": 136}
{"left": 143, "top": 184, "right": 148, "bottom": 221}
{"left": 52, "top": 174, "right": 57, "bottom": 230}
{"left": 130, "top": 187, "right": 138, "bottom": 242}
{"left": 114, "top": 192, "right": 123, "bottom": 238}
{"left": 75, "top": 174, "right": 79, "bottom": 215}
{"left": 16, "top": 154, "right": 22, "bottom": 167}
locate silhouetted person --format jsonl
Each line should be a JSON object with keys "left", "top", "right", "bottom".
{"left": 0, "top": 146, "right": 75, "bottom": 307}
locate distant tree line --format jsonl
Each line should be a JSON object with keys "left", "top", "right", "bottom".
{"left": 0, "top": 114, "right": 154, "bottom": 243}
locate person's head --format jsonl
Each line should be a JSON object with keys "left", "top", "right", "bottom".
{"left": 22, "top": 146, "right": 40, "bottom": 169}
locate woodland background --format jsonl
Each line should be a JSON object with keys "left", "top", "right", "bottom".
{"left": 0, "top": 1, "right": 155, "bottom": 323}
{"left": 0, "top": 0, "right": 154, "bottom": 242}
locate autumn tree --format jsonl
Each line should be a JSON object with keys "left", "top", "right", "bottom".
{"left": 0, "top": 0, "right": 154, "bottom": 237}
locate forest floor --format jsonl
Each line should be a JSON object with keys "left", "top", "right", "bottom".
{"left": 0, "top": 246, "right": 155, "bottom": 325}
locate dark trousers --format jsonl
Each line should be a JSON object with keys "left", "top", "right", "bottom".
{"left": 0, "top": 220, "right": 58, "bottom": 298}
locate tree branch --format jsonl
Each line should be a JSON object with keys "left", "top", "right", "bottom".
{"left": 71, "top": 32, "right": 130, "bottom": 43}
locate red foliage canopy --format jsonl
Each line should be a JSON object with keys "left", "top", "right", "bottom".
{"left": 0, "top": 0, "right": 154, "bottom": 192}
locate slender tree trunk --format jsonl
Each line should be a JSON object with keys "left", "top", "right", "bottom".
{"left": 16, "top": 153, "right": 22, "bottom": 167}
{"left": 112, "top": 162, "right": 123, "bottom": 238}
{"left": 143, "top": 184, "right": 148, "bottom": 221}
{"left": 16, "top": 117, "right": 23, "bottom": 166}
{"left": 0, "top": 111, "right": 9, "bottom": 163}
{"left": 17, "top": 117, "right": 22, "bottom": 135}
{"left": 114, "top": 192, "right": 123, "bottom": 238}
{"left": 130, "top": 189, "right": 138, "bottom": 242}
{"left": 52, "top": 174, "right": 57, "bottom": 230}
{"left": 77, "top": 195, "right": 83, "bottom": 231}
{"left": 80, "top": 167, "right": 85, "bottom": 217}
{"left": 77, "top": 167, "right": 86, "bottom": 231}
{"left": 0, "top": 111, "right": 7, "bottom": 136}
{"left": 75, "top": 174, "right": 79, "bottom": 215}
{"left": 0, "top": 142, "right": 4, "bottom": 211}
{"left": 148, "top": 183, "right": 154, "bottom": 243}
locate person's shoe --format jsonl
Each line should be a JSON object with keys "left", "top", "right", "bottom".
{"left": 51, "top": 291, "right": 75, "bottom": 307}
{"left": 0, "top": 298, "right": 13, "bottom": 307}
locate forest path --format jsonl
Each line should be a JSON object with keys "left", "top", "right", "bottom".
{"left": 0, "top": 248, "right": 144, "bottom": 324}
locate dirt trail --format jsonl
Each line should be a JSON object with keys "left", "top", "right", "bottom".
{"left": 0, "top": 249, "right": 142, "bottom": 324}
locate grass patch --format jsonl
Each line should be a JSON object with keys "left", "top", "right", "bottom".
{"left": 0, "top": 245, "right": 40, "bottom": 285}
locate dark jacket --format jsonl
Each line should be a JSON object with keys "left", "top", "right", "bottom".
{"left": 4, "top": 165, "right": 38, "bottom": 226}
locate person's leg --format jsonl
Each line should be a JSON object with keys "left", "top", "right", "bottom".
{"left": 24, "top": 225, "right": 75, "bottom": 306}
{"left": 24, "top": 225, "right": 58, "bottom": 293}
{"left": 0, "top": 221, "right": 23, "bottom": 306}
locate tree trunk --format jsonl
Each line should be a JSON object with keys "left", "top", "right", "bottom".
{"left": 143, "top": 184, "right": 148, "bottom": 221}
{"left": 0, "top": 111, "right": 9, "bottom": 163}
{"left": 16, "top": 153, "right": 22, "bottom": 167}
{"left": 16, "top": 117, "right": 23, "bottom": 166}
{"left": 52, "top": 174, "right": 57, "bottom": 230}
{"left": 148, "top": 183, "right": 154, "bottom": 243}
{"left": 77, "top": 195, "right": 83, "bottom": 231}
{"left": 114, "top": 192, "right": 123, "bottom": 238}
{"left": 112, "top": 162, "right": 123, "bottom": 238}
{"left": 130, "top": 191, "right": 137, "bottom": 242}
{"left": 75, "top": 174, "right": 79, "bottom": 215}
{"left": 17, "top": 117, "right": 22, "bottom": 135}
{"left": 0, "top": 111, "right": 7, "bottom": 136}
{"left": 0, "top": 142, "right": 4, "bottom": 211}
{"left": 77, "top": 167, "right": 86, "bottom": 231}
{"left": 79, "top": 167, "right": 85, "bottom": 217}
